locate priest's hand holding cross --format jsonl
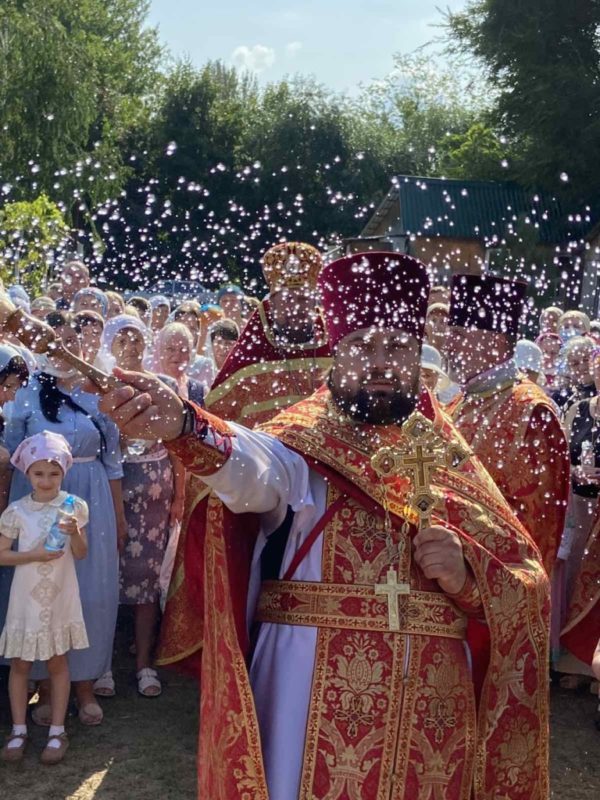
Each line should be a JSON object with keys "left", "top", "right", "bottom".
{"left": 413, "top": 526, "right": 467, "bottom": 595}
{"left": 371, "top": 410, "right": 472, "bottom": 599}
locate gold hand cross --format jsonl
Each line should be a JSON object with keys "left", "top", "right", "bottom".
{"left": 371, "top": 412, "right": 470, "bottom": 530}
{"left": 370, "top": 411, "right": 471, "bottom": 632}
{"left": 396, "top": 443, "right": 439, "bottom": 492}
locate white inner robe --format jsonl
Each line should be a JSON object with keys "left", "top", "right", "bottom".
{"left": 201, "top": 423, "right": 328, "bottom": 800}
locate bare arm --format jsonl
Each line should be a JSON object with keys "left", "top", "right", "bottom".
{"left": 70, "top": 525, "right": 88, "bottom": 560}
{"left": 59, "top": 516, "right": 88, "bottom": 560}
{"left": 0, "top": 534, "right": 63, "bottom": 566}
{"left": 109, "top": 479, "right": 128, "bottom": 552}
{"left": 593, "top": 638, "right": 600, "bottom": 681}
{"left": 0, "top": 455, "right": 12, "bottom": 516}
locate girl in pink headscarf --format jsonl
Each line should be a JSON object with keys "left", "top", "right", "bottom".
{"left": 0, "top": 432, "right": 89, "bottom": 765}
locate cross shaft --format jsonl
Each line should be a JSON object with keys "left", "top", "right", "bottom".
{"left": 375, "top": 567, "right": 410, "bottom": 631}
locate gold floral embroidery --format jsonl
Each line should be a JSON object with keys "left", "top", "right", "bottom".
{"left": 188, "top": 387, "right": 550, "bottom": 800}
{"left": 412, "top": 727, "right": 468, "bottom": 800}
{"left": 30, "top": 576, "right": 60, "bottom": 611}
{"left": 318, "top": 720, "right": 383, "bottom": 800}
{"left": 329, "top": 633, "right": 387, "bottom": 738}
{"left": 491, "top": 717, "right": 538, "bottom": 789}
{"left": 345, "top": 507, "right": 389, "bottom": 555}
{"left": 419, "top": 654, "right": 462, "bottom": 744}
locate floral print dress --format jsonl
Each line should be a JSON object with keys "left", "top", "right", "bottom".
{"left": 120, "top": 440, "right": 174, "bottom": 605}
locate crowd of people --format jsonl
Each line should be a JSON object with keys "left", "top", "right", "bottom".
{"left": 0, "top": 245, "right": 598, "bottom": 793}
{"left": 0, "top": 260, "right": 250, "bottom": 764}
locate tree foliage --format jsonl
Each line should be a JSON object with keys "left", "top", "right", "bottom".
{"left": 0, "top": 1, "right": 531, "bottom": 290}
{"left": 99, "top": 55, "right": 502, "bottom": 289}
{"left": 0, "top": 194, "right": 70, "bottom": 295}
{"left": 437, "top": 122, "right": 509, "bottom": 181}
{"left": 445, "top": 0, "right": 600, "bottom": 199}
{"left": 0, "top": 0, "right": 161, "bottom": 208}
{"left": 357, "top": 54, "right": 496, "bottom": 174}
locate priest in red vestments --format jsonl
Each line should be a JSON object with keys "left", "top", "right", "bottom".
{"left": 206, "top": 240, "right": 331, "bottom": 427}
{"left": 446, "top": 274, "right": 569, "bottom": 576}
{"left": 98, "top": 253, "right": 550, "bottom": 800}
{"left": 157, "top": 242, "right": 332, "bottom": 669}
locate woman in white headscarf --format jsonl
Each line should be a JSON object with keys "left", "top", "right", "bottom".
{"left": 74, "top": 310, "right": 111, "bottom": 373}
{"left": 153, "top": 322, "right": 205, "bottom": 404}
{"left": 0, "top": 345, "right": 30, "bottom": 421}
{"left": 100, "top": 315, "right": 185, "bottom": 697}
{"left": 0, "top": 344, "right": 30, "bottom": 502}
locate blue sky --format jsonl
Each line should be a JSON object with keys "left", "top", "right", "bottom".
{"left": 148, "top": 0, "right": 467, "bottom": 92}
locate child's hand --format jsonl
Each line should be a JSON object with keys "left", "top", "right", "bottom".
{"left": 58, "top": 515, "right": 80, "bottom": 537}
{"left": 29, "top": 545, "right": 64, "bottom": 563}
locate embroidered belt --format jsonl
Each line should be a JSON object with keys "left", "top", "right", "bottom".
{"left": 255, "top": 580, "right": 467, "bottom": 639}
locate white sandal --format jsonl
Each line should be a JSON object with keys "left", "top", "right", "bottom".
{"left": 137, "top": 668, "right": 162, "bottom": 698}
{"left": 93, "top": 671, "right": 116, "bottom": 698}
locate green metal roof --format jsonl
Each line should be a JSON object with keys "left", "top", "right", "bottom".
{"left": 361, "top": 175, "right": 593, "bottom": 245}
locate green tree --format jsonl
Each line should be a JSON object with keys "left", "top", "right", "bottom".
{"left": 358, "top": 53, "right": 492, "bottom": 177}
{"left": 445, "top": 0, "right": 600, "bottom": 199}
{"left": 437, "top": 121, "right": 510, "bottom": 180}
{"left": 0, "top": 194, "right": 70, "bottom": 295}
{"left": 145, "top": 60, "right": 257, "bottom": 186}
{"left": 240, "top": 77, "right": 369, "bottom": 247}
{"left": 101, "top": 55, "right": 496, "bottom": 290}
{"left": 0, "top": 0, "right": 161, "bottom": 209}
{"left": 103, "top": 61, "right": 261, "bottom": 288}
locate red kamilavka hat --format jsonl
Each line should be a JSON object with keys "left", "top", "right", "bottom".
{"left": 318, "top": 251, "right": 430, "bottom": 348}
{"left": 449, "top": 274, "right": 527, "bottom": 337}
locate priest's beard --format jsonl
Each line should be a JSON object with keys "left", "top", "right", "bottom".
{"left": 327, "top": 367, "right": 420, "bottom": 425}
{"left": 272, "top": 321, "right": 315, "bottom": 345}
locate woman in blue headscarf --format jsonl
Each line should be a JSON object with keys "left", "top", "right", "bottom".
{"left": 73, "top": 288, "right": 109, "bottom": 318}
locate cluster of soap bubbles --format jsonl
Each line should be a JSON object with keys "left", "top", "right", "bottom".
{"left": 1, "top": 136, "right": 599, "bottom": 323}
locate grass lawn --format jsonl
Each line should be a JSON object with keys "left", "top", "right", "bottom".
{"left": 1, "top": 664, "right": 599, "bottom": 799}
{"left": 0, "top": 661, "right": 197, "bottom": 800}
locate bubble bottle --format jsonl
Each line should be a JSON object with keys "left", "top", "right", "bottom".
{"left": 44, "top": 495, "right": 76, "bottom": 552}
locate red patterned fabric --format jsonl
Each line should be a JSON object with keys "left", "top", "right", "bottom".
{"left": 158, "top": 307, "right": 329, "bottom": 668}
{"left": 449, "top": 379, "right": 570, "bottom": 575}
{"left": 449, "top": 274, "right": 526, "bottom": 335}
{"left": 209, "top": 298, "right": 330, "bottom": 392}
{"left": 318, "top": 251, "right": 430, "bottom": 347}
{"left": 164, "top": 386, "right": 550, "bottom": 799}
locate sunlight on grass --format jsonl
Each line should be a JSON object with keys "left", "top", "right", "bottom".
{"left": 67, "top": 760, "right": 113, "bottom": 799}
